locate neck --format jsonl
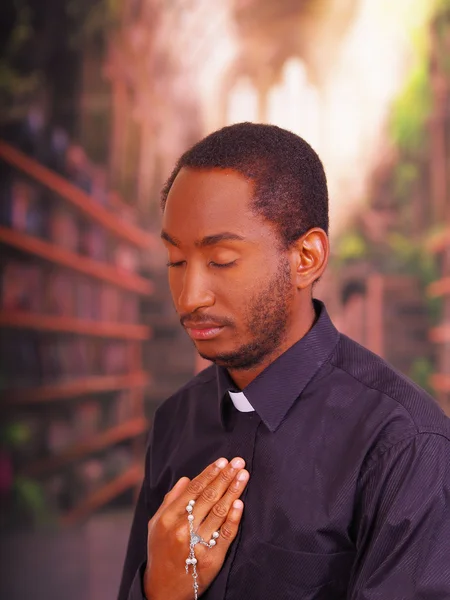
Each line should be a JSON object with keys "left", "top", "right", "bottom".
{"left": 227, "top": 299, "right": 317, "bottom": 390}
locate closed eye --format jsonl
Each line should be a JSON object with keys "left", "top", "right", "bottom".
{"left": 166, "top": 260, "right": 186, "bottom": 268}
{"left": 209, "top": 261, "right": 236, "bottom": 268}
{"left": 166, "top": 260, "right": 237, "bottom": 268}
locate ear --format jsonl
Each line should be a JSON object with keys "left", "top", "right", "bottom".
{"left": 290, "top": 228, "right": 329, "bottom": 290}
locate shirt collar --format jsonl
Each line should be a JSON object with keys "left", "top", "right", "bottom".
{"left": 229, "top": 390, "right": 255, "bottom": 412}
{"left": 216, "top": 300, "right": 340, "bottom": 432}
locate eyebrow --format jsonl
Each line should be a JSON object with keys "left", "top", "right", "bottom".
{"left": 160, "top": 230, "right": 182, "bottom": 247}
{"left": 160, "top": 230, "right": 246, "bottom": 248}
{"left": 196, "top": 232, "right": 246, "bottom": 248}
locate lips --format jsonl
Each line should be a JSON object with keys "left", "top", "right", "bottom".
{"left": 183, "top": 322, "right": 225, "bottom": 341}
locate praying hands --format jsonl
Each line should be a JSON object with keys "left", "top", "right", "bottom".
{"left": 143, "top": 457, "right": 250, "bottom": 600}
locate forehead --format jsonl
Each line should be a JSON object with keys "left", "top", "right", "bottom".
{"left": 163, "top": 167, "right": 257, "bottom": 234}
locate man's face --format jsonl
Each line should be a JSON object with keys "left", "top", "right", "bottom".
{"left": 161, "top": 167, "right": 296, "bottom": 370}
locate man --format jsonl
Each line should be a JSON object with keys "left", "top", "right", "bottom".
{"left": 118, "top": 123, "right": 450, "bottom": 600}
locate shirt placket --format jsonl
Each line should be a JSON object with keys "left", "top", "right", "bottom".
{"left": 206, "top": 409, "right": 261, "bottom": 599}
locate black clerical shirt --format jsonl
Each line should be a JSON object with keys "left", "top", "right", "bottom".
{"left": 118, "top": 301, "right": 450, "bottom": 600}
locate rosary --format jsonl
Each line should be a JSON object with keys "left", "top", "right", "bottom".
{"left": 185, "top": 499, "right": 220, "bottom": 600}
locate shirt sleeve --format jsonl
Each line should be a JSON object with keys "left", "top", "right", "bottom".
{"left": 117, "top": 422, "right": 160, "bottom": 600}
{"left": 349, "top": 432, "right": 450, "bottom": 600}
{"left": 117, "top": 481, "right": 151, "bottom": 600}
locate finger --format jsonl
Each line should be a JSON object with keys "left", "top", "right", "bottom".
{"left": 198, "top": 468, "right": 249, "bottom": 538}
{"left": 174, "top": 457, "right": 230, "bottom": 516}
{"left": 190, "top": 457, "right": 246, "bottom": 523}
{"left": 215, "top": 499, "right": 244, "bottom": 551}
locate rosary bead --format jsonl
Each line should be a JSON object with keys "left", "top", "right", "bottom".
{"left": 212, "top": 531, "right": 219, "bottom": 539}
{"left": 209, "top": 539, "right": 216, "bottom": 546}
{"left": 188, "top": 515, "right": 194, "bottom": 522}
{"left": 191, "top": 558, "right": 197, "bottom": 565}
{"left": 186, "top": 558, "right": 192, "bottom": 565}
{"left": 186, "top": 505, "right": 193, "bottom": 513}
{"left": 189, "top": 500, "right": 196, "bottom": 506}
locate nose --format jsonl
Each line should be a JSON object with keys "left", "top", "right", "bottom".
{"left": 177, "top": 265, "right": 215, "bottom": 314}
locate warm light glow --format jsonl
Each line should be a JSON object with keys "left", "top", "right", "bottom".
{"left": 227, "top": 77, "right": 258, "bottom": 123}
{"left": 267, "top": 59, "right": 321, "bottom": 150}
{"left": 193, "top": 0, "right": 438, "bottom": 234}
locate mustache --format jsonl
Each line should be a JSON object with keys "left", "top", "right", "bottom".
{"left": 180, "top": 313, "right": 234, "bottom": 328}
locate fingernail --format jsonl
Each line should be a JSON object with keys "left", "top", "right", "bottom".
{"left": 231, "top": 457, "right": 244, "bottom": 469}
{"left": 233, "top": 499, "right": 243, "bottom": 509}
{"left": 215, "top": 458, "right": 228, "bottom": 469}
{"left": 237, "top": 470, "right": 248, "bottom": 482}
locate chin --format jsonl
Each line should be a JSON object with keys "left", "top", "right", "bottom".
{"left": 196, "top": 342, "right": 231, "bottom": 362}
{"left": 199, "top": 348, "right": 266, "bottom": 371}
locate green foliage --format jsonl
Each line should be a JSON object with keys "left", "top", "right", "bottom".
{"left": 8, "top": 2, "right": 33, "bottom": 51}
{"left": 0, "top": 63, "right": 41, "bottom": 118}
{"left": 387, "top": 231, "right": 417, "bottom": 266}
{"left": 408, "top": 357, "right": 434, "bottom": 392}
{"left": 13, "top": 476, "right": 53, "bottom": 526}
{"left": 416, "top": 248, "right": 440, "bottom": 287}
{"left": 426, "top": 295, "right": 444, "bottom": 325}
{"left": 66, "top": 0, "right": 121, "bottom": 46}
{"left": 0, "top": 2, "right": 41, "bottom": 118}
{"left": 333, "top": 226, "right": 439, "bottom": 292}
{"left": 386, "top": 232, "right": 440, "bottom": 286}
{"left": 427, "top": 222, "right": 449, "bottom": 246}
{"left": 390, "top": 57, "right": 432, "bottom": 153}
{"left": 333, "top": 230, "right": 368, "bottom": 266}
{"left": 0, "top": 421, "right": 32, "bottom": 447}
{"left": 389, "top": 0, "right": 450, "bottom": 153}
{"left": 434, "top": 0, "right": 450, "bottom": 75}
{"left": 392, "top": 162, "right": 419, "bottom": 204}
{"left": 1, "top": 0, "right": 119, "bottom": 119}
{"left": 14, "top": 477, "right": 45, "bottom": 513}
{"left": 435, "top": 0, "right": 450, "bottom": 17}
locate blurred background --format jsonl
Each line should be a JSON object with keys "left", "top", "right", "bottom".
{"left": 0, "top": 0, "right": 449, "bottom": 598}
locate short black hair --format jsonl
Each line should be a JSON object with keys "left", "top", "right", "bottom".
{"left": 161, "top": 122, "right": 329, "bottom": 248}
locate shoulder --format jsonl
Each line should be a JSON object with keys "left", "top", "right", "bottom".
{"left": 331, "top": 333, "right": 449, "bottom": 433}
{"left": 327, "top": 334, "right": 450, "bottom": 464}
{"left": 153, "top": 364, "right": 217, "bottom": 426}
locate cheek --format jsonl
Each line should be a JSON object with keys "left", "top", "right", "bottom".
{"left": 168, "top": 271, "right": 183, "bottom": 302}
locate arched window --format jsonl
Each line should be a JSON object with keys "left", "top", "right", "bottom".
{"left": 267, "top": 57, "right": 320, "bottom": 148}
{"left": 226, "top": 77, "right": 258, "bottom": 124}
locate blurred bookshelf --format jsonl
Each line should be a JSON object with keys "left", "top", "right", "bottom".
{"left": 0, "top": 139, "right": 155, "bottom": 528}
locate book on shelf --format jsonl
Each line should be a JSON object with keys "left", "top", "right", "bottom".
{"left": 0, "top": 132, "right": 149, "bottom": 523}
{"left": 113, "top": 242, "right": 140, "bottom": 274}
{"left": 102, "top": 341, "right": 130, "bottom": 375}
{"left": 75, "top": 276, "right": 101, "bottom": 320}
{"left": 0, "top": 331, "right": 41, "bottom": 389}
{"left": 45, "top": 269, "right": 75, "bottom": 316}
{"left": 104, "top": 444, "right": 133, "bottom": 481}
{"left": 46, "top": 416, "right": 74, "bottom": 454}
{"left": 0, "top": 175, "right": 47, "bottom": 239}
{"left": 1, "top": 260, "right": 45, "bottom": 312}
{"left": 79, "top": 220, "right": 108, "bottom": 261}
{"left": 45, "top": 471, "right": 72, "bottom": 512}
{"left": 121, "top": 293, "right": 139, "bottom": 323}
{"left": 72, "top": 399, "right": 103, "bottom": 441}
{"left": 74, "top": 457, "right": 106, "bottom": 498}
{"left": 105, "top": 392, "right": 134, "bottom": 427}
{"left": 49, "top": 205, "right": 80, "bottom": 253}
{"left": 100, "top": 284, "right": 121, "bottom": 322}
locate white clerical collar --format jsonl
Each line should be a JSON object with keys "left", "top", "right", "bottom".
{"left": 228, "top": 390, "right": 255, "bottom": 413}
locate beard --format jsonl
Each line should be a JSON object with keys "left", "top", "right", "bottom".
{"left": 198, "top": 258, "right": 294, "bottom": 370}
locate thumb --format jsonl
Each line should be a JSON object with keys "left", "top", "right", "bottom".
{"left": 148, "top": 477, "right": 191, "bottom": 536}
